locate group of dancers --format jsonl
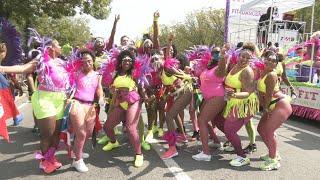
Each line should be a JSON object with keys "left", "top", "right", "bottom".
{"left": 0, "top": 12, "right": 294, "bottom": 174}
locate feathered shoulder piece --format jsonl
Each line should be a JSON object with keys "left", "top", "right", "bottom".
{"left": 66, "top": 48, "right": 83, "bottom": 89}
{"left": 250, "top": 57, "right": 265, "bottom": 70}
{"left": 132, "top": 54, "right": 153, "bottom": 87}
{"left": 164, "top": 57, "right": 180, "bottom": 70}
{"left": 185, "top": 45, "right": 212, "bottom": 77}
{"left": 0, "top": 17, "right": 22, "bottom": 66}
{"left": 99, "top": 47, "right": 120, "bottom": 86}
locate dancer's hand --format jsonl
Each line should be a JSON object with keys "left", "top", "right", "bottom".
{"left": 115, "top": 14, "right": 120, "bottom": 22}
{"left": 224, "top": 88, "right": 235, "bottom": 100}
{"left": 154, "top": 11, "right": 160, "bottom": 20}
{"left": 144, "top": 95, "right": 155, "bottom": 106}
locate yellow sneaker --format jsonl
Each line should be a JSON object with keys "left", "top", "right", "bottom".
{"left": 134, "top": 154, "right": 144, "bottom": 167}
{"left": 158, "top": 128, "right": 164, "bottom": 137}
{"left": 97, "top": 136, "right": 110, "bottom": 145}
{"left": 102, "top": 141, "right": 119, "bottom": 151}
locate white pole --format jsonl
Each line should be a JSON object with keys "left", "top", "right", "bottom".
{"left": 309, "top": 2, "right": 315, "bottom": 83}
{"left": 267, "top": 0, "right": 275, "bottom": 45}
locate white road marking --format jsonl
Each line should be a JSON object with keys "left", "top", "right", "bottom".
{"left": 151, "top": 143, "right": 192, "bottom": 180}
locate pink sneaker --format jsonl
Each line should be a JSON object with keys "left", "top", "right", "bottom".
{"left": 49, "top": 155, "right": 62, "bottom": 169}
{"left": 177, "top": 134, "right": 188, "bottom": 143}
{"left": 39, "top": 160, "right": 57, "bottom": 174}
{"left": 161, "top": 146, "right": 178, "bottom": 160}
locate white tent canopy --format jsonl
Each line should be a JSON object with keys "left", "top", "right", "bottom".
{"left": 240, "top": 0, "right": 315, "bottom": 14}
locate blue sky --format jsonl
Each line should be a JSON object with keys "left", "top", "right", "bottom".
{"left": 84, "top": 0, "right": 225, "bottom": 44}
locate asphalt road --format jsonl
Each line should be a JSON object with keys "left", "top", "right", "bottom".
{"left": 0, "top": 96, "right": 319, "bottom": 180}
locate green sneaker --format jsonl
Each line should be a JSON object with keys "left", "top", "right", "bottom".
{"left": 134, "top": 154, "right": 144, "bottom": 167}
{"left": 260, "top": 153, "right": 281, "bottom": 161}
{"left": 102, "top": 141, "right": 120, "bottom": 151}
{"left": 152, "top": 125, "right": 159, "bottom": 134}
{"left": 141, "top": 141, "right": 151, "bottom": 151}
{"left": 97, "top": 136, "right": 110, "bottom": 145}
{"left": 260, "top": 158, "right": 280, "bottom": 171}
{"left": 157, "top": 128, "right": 164, "bottom": 137}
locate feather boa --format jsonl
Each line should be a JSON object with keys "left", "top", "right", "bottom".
{"left": 0, "top": 17, "right": 22, "bottom": 66}
{"left": 28, "top": 28, "right": 72, "bottom": 93}
{"left": 132, "top": 54, "right": 153, "bottom": 87}
{"left": 99, "top": 47, "right": 120, "bottom": 86}
{"left": 164, "top": 58, "right": 180, "bottom": 71}
{"left": 65, "top": 49, "right": 83, "bottom": 90}
{"left": 185, "top": 45, "right": 213, "bottom": 77}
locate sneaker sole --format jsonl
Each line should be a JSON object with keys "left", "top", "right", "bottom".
{"left": 230, "top": 161, "right": 250, "bottom": 167}
{"left": 72, "top": 165, "right": 89, "bottom": 173}
{"left": 192, "top": 157, "right": 211, "bottom": 161}
{"left": 260, "top": 155, "right": 281, "bottom": 161}
{"left": 161, "top": 152, "right": 178, "bottom": 160}
{"left": 260, "top": 163, "right": 281, "bottom": 171}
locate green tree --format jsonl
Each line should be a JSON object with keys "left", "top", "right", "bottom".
{"left": 33, "top": 15, "right": 92, "bottom": 47}
{"left": 0, "top": 0, "right": 112, "bottom": 49}
{"left": 295, "top": 0, "right": 320, "bottom": 34}
{"left": 159, "top": 8, "right": 225, "bottom": 53}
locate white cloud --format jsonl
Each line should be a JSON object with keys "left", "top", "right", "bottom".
{"left": 87, "top": 0, "right": 225, "bottom": 44}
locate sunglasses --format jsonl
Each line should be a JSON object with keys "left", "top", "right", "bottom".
{"left": 122, "top": 57, "right": 133, "bottom": 63}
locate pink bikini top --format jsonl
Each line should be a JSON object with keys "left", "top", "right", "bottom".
{"left": 200, "top": 67, "right": 225, "bottom": 100}
{"left": 74, "top": 71, "right": 99, "bottom": 102}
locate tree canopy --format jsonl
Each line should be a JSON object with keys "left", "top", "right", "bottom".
{"left": 158, "top": 8, "right": 225, "bottom": 53}
{"left": 32, "top": 15, "right": 92, "bottom": 47}
{"left": 295, "top": 0, "right": 320, "bottom": 34}
{"left": 0, "top": 0, "right": 112, "bottom": 21}
{"left": 0, "top": 0, "right": 112, "bottom": 50}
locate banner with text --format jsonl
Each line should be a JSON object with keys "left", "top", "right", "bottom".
{"left": 281, "top": 85, "right": 320, "bottom": 109}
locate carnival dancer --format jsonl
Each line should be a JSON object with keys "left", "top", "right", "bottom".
{"left": 160, "top": 35, "right": 195, "bottom": 159}
{"left": 177, "top": 54, "right": 201, "bottom": 141}
{"left": 1, "top": 25, "right": 80, "bottom": 173}
{"left": 242, "top": 43, "right": 260, "bottom": 154}
{"left": 68, "top": 49, "right": 104, "bottom": 172}
{"left": 192, "top": 47, "right": 229, "bottom": 161}
{"left": 101, "top": 50, "right": 152, "bottom": 167}
{"left": 215, "top": 49, "right": 259, "bottom": 167}
{"left": 30, "top": 38, "right": 71, "bottom": 173}
{"left": 257, "top": 52, "right": 292, "bottom": 170}
{"left": 264, "top": 51, "right": 297, "bottom": 97}
{"left": 144, "top": 11, "right": 165, "bottom": 142}
{"left": 223, "top": 43, "right": 261, "bottom": 154}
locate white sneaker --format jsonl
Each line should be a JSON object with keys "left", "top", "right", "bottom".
{"left": 209, "top": 142, "right": 223, "bottom": 150}
{"left": 224, "top": 145, "right": 235, "bottom": 152}
{"left": 72, "top": 159, "right": 89, "bottom": 172}
{"left": 229, "top": 156, "right": 250, "bottom": 167}
{"left": 192, "top": 151, "right": 211, "bottom": 161}
{"left": 71, "top": 152, "right": 90, "bottom": 159}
